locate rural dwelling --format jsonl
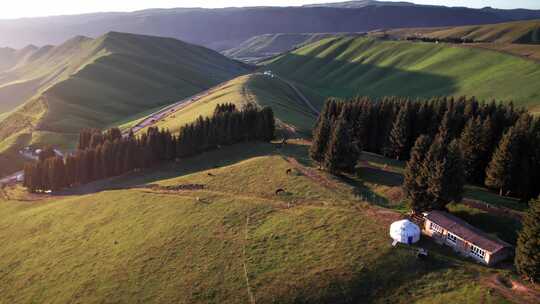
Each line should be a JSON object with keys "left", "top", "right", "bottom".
{"left": 422, "top": 211, "right": 512, "bottom": 266}
{"left": 390, "top": 219, "right": 421, "bottom": 245}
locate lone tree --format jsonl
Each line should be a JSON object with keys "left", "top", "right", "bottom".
{"left": 515, "top": 197, "right": 540, "bottom": 283}
{"left": 404, "top": 135, "right": 431, "bottom": 213}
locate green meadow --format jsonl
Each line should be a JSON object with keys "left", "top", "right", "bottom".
{"left": 0, "top": 142, "right": 513, "bottom": 303}
{"left": 266, "top": 36, "right": 540, "bottom": 108}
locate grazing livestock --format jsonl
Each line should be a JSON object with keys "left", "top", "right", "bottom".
{"left": 275, "top": 188, "right": 286, "bottom": 196}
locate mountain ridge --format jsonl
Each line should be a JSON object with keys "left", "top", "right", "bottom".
{"left": 1, "top": 4, "right": 540, "bottom": 50}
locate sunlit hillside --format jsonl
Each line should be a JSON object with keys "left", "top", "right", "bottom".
{"left": 127, "top": 74, "right": 320, "bottom": 137}
{"left": 266, "top": 36, "right": 540, "bottom": 108}
{"left": 384, "top": 19, "right": 540, "bottom": 44}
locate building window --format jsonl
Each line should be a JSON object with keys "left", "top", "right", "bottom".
{"left": 447, "top": 232, "right": 458, "bottom": 244}
{"left": 470, "top": 245, "right": 486, "bottom": 259}
{"left": 430, "top": 222, "right": 443, "bottom": 234}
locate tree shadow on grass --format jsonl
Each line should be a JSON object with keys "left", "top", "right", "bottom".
{"left": 337, "top": 174, "right": 399, "bottom": 209}
{"left": 449, "top": 204, "right": 522, "bottom": 245}
{"left": 60, "top": 142, "right": 281, "bottom": 196}
{"left": 286, "top": 242, "right": 469, "bottom": 304}
{"left": 358, "top": 166, "right": 403, "bottom": 187}
{"left": 277, "top": 142, "right": 312, "bottom": 167}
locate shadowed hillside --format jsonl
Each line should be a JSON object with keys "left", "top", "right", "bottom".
{"left": 0, "top": 32, "right": 249, "bottom": 178}
{"left": 223, "top": 33, "right": 359, "bottom": 62}
{"left": 266, "top": 36, "right": 540, "bottom": 108}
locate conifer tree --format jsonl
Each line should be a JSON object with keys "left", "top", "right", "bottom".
{"left": 323, "top": 112, "right": 358, "bottom": 173}
{"left": 404, "top": 135, "right": 431, "bottom": 213}
{"left": 310, "top": 113, "right": 332, "bottom": 165}
{"left": 515, "top": 198, "right": 540, "bottom": 283}
{"left": 459, "top": 117, "right": 485, "bottom": 184}
{"left": 443, "top": 139, "right": 465, "bottom": 204}
{"left": 485, "top": 127, "right": 519, "bottom": 196}
{"left": 47, "top": 156, "right": 66, "bottom": 192}
{"left": 424, "top": 136, "right": 464, "bottom": 210}
{"left": 39, "top": 146, "right": 56, "bottom": 162}
{"left": 386, "top": 104, "right": 411, "bottom": 160}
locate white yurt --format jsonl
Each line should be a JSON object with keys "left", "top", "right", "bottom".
{"left": 390, "top": 219, "right": 421, "bottom": 245}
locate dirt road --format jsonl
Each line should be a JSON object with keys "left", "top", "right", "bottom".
{"left": 274, "top": 75, "right": 320, "bottom": 117}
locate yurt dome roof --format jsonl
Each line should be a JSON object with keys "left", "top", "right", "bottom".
{"left": 390, "top": 219, "right": 421, "bottom": 244}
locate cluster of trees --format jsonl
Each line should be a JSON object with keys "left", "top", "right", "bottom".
{"left": 405, "top": 36, "right": 475, "bottom": 44}
{"left": 404, "top": 135, "right": 464, "bottom": 212}
{"left": 310, "top": 96, "right": 540, "bottom": 202}
{"left": 213, "top": 103, "right": 237, "bottom": 115}
{"left": 24, "top": 104, "right": 275, "bottom": 192}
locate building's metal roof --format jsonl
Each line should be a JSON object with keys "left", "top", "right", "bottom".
{"left": 425, "top": 210, "right": 512, "bottom": 253}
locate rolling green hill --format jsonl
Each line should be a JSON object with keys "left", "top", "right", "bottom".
{"left": 223, "top": 33, "right": 358, "bottom": 62}
{"left": 0, "top": 142, "right": 514, "bottom": 303}
{"left": 128, "top": 74, "right": 320, "bottom": 137}
{"left": 0, "top": 32, "right": 248, "bottom": 178}
{"left": 266, "top": 36, "right": 540, "bottom": 109}
{"left": 384, "top": 19, "right": 540, "bottom": 44}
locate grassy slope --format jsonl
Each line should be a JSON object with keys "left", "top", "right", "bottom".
{"left": 378, "top": 20, "right": 540, "bottom": 64}
{"left": 40, "top": 32, "right": 248, "bottom": 134}
{"left": 0, "top": 142, "right": 511, "bottom": 303}
{"left": 0, "top": 32, "right": 248, "bottom": 177}
{"left": 0, "top": 36, "right": 99, "bottom": 114}
{"left": 385, "top": 19, "right": 540, "bottom": 44}
{"left": 266, "top": 36, "right": 540, "bottom": 109}
{"left": 134, "top": 74, "right": 318, "bottom": 136}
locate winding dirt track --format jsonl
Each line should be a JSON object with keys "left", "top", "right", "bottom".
{"left": 274, "top": 75, "right": 320, "bottom": 117}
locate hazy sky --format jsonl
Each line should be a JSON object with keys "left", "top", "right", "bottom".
{"left": 1, "top": 0, "right": 539, "bottom": 19}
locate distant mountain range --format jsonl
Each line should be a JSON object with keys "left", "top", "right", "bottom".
{"left": 1, "top": 1, "right": 540, "bottom": 50}
{"left": 303, "top": 0, "right": 422, "bottom": 8}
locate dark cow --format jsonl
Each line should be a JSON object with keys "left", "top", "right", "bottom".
{"left": 275, "top": 188, "right": 286, "bottom": 196}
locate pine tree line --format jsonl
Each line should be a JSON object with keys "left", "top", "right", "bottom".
{"left": 310, "top": 96, "right": 540, "bottom": 201}
{"left": 24, "top": 104, "right": 275, "bottom": 192}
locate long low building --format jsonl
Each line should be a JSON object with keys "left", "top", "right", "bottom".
{"left": 422, "top": 211, "right": 512, "bottom": 266}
